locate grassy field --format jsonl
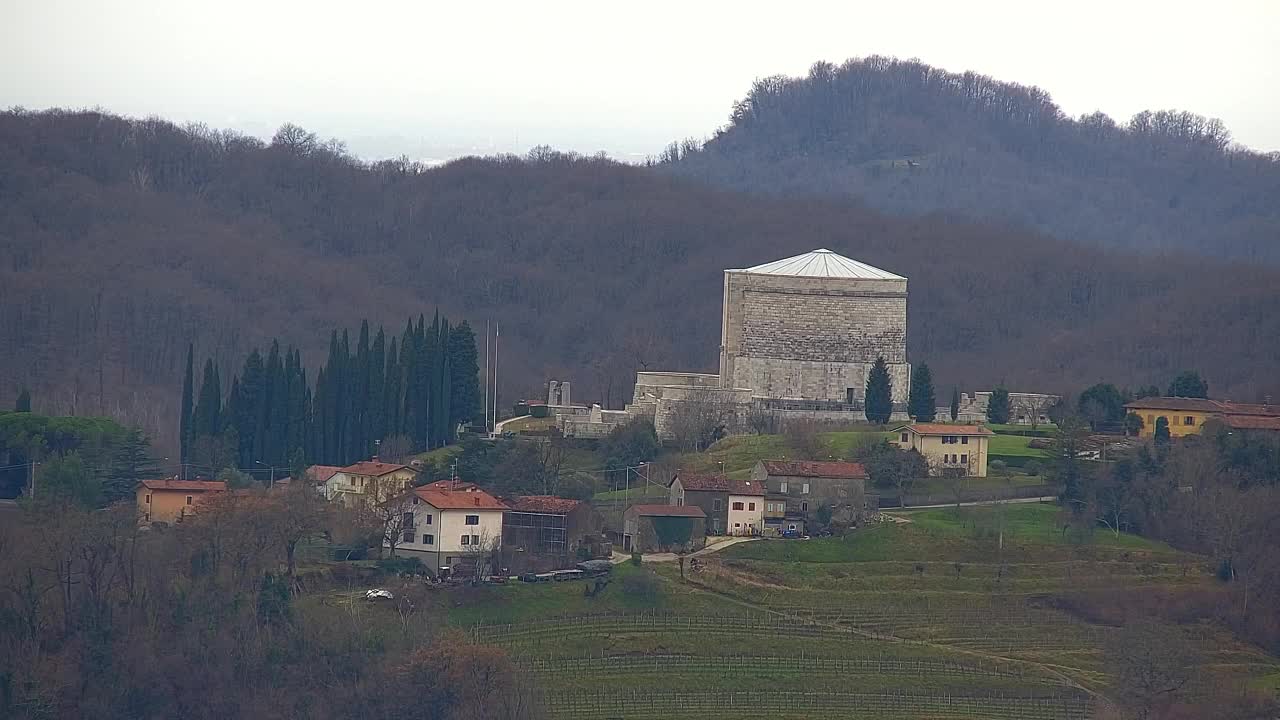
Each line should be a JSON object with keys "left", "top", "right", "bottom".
{"left": 318, "top": 499, "right": 1271, "bottom": 719}
{"left": 988, "top": 434, "right": 1051, "bottom": 458}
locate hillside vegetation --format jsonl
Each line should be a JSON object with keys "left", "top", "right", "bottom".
{"left": 4, "top": 109, "right": 1280, "bottom": 452}
{"left": 665, "top": 55, "right": 1280, "bottom": 261}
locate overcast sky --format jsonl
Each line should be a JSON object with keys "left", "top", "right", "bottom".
{"left": 4, "top": 0, "right": 1278, "bottom": 161}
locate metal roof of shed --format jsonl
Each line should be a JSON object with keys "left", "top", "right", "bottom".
{"left": 730, "top": 249, "right": 904, "bottom": 280}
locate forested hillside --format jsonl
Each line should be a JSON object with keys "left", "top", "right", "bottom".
{"left": 3, "top": 109, "right": 1280, "bottom": 453}
{"left": 663, "top": 56, "right": 1280, "bottom": 261}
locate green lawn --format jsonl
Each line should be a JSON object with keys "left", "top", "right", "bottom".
{"left": 988, "top": 434, "right": 1051, "bottom": 458}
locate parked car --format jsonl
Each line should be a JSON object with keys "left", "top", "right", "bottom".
{"left": 781, "top": 529, "right": 802, "bottom": 539}
{"left": 365, "top": 589, "right": 394, "bottom": 601}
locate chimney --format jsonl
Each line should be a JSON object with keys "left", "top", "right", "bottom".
{"left": 371, "top": 455, "right": 379, "bottom": 463}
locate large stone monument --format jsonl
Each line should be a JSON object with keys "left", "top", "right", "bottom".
{"left": 718, "top": 249, "right": 909, "bottom": 408}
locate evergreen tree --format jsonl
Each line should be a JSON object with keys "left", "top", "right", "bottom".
{"left": 864, "top": 356, "right": 893, "bottom": 424}
{"left": 986, "top": 387, "right": 1011, "bottom": 424}
{"left": 369, "top": 327, "right": 386, "bottom": 451}
{"left": 105, "top": 427, "right": 161, "bottom": 504}
{"left": 385, "top": 336, "right": 402, "bottom": 438}
{"left": 194, "top": 359, "right": 222, "bottom": 438}
{"left": 448, "top": 321, "right": 481, "bottom": 429}
{"left": 1154, "top": 416, "right": 1172, "bottom": 446}
{"left": 265, "top": 341, "right": 287, "bottom": 466}
{"left": 908, "top": 363, "right": 936, "bottom": 421}
{"left": 237, "top": 349, "right": 266, "bottom": 467}
{"left": 1167, "top": 371, "right": 1208, "bottom": 398}
{"left": 950, "top": 387, "right": 960, "bottom": 422}
{"left": 286, "top": 349, "right": 308, "bottom": 462}
{"left": 355, "top": 320, "right": 371, "bottom": 459}
{"left": 15, "top": 388, "right": 31, "bottom": 412}
{"left": 180, "top": 344, "right": 194, "bottom": 465}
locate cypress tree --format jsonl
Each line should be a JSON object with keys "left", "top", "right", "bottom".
{"left": 286, "top": 349, "right": 308, "bottom": 462}
{"left": 15, "top": 388, "right": 31, "bottom": 413}
{"left": 385, "top": 336, "right": 402, "bottom": 438}
{"left": 908, "top": 363, "right": 936, "bottom": 421}
{"left": 986, "top": 387, "right": 1011, "bottom": 425}
{"left": 265, "top": 340, "right": 287, "bottom": 466}
{"left": 313, "top": 365, "right": 329, "bottom": 463}
{"left": 237, "top": 349, "right": 266, "bottom": 467}
{"left": 339, "top": 330, "right": 354, "bottom": 462}
{"left": 950, "top": 387, "right": 960, "bottom": 422}
{"left": 322, "top": 331, "right": 342, "bottom": 464}
{"left": 194, "top": 358, "right": 222, "bottom": 438}
{"left": 437, "top": 318, "right": 452, "bottom": 445}
{"left": 448, "top": 320, "right": 481, "bottom": 429}
{"left": 369, "top": 327, "right": 386, "bottom": 446}
{"left": 180, "top": 344, "right": 194, "bottom": 465}
{"left": 355, "top": 320, "right": 371, "bottom": 459}
{"left": 864, "top": 356, "right": 893, "bottom": 424}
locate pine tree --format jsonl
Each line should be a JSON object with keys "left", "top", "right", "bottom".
{"left": 987, "top": 387, "right": 1011, "bottom": 424}
{"left": 180, "top": 344, "right": 194, "bottom": 465}
{"left": 864, "top": 356, "right": 893, "bottom": 424}
{"left": 15, "top": 388, "right": 31, "bottom": 412}
{"left": 950, "top": 387, "right": 960, "bottom": 422}
{"left": 448, "top": 320, "right": 481, "bottom": 430}
{"left": 106, "top": 427, "right": 161, "bottom": 504}
{"left": 908, "top": 363, "right": 936, "bottom": 421}
{"left": 1167, "top": 371, "right": 1208, "bottom": 399}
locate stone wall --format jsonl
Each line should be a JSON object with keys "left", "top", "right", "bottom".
{"left": 719, "top": 270, "right": 909, "bottom": 404}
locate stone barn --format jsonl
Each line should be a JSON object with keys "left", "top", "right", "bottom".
{"left": 719, "top": 249, "right": 909, "bottom": 411}
{"left": 622, "top": 504, "right": 707, "bottom": 553}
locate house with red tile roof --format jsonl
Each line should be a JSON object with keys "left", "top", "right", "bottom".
{"left": 501, "top": 496, "right": 608, "bottom": 572}
{"left": 751, "top": 460, "right": 871, "bottom": 533}
{"left": 324, "top": 458, "right": 417, "bottom": 506}
{"left": 1123, "top": 397, "right": 1280, "bottom": 439}
{"left": 894, "top": 424, "right": 995, "bottom": 477}
{"left": 667, "top": 472, "right": 765, "bottom": 536}
{"left": 136, "top": 478, "right": 227, "bottom": 524}
{"left": 392, "top": 484, "right": 508, "bottom": 574}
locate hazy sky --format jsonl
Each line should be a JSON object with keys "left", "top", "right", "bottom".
{"left": 4, "top": 0, "right": 1278, "bottom": 160}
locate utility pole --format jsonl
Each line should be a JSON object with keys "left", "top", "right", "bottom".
{"left": 29, "top": 460, "right": 37, "bottom": 499}
{"left": 492, "top": 322, "right": 499, "bottom": 435}
{"left": 484, "top": 319, "right": 490, "bottom": 433}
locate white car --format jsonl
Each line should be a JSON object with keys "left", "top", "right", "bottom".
{"left": 365, "top": 589, "right": 394, "bottom": 601}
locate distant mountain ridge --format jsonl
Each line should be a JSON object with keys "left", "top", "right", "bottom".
{"left": 663, "top": 56, "right": 1280, "bottom": 261}
{"left": 3, "top": 109, "right": 1279, "bottom": 453}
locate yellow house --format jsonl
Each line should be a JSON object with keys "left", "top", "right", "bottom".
{"left": 894, "top": 424, "right": 995, "bottom": 477}
{"left": 137, "top": 479, "right": 227, "bottom": 524}
{"left": 1123, "top": 397, "right": 1280, "bottom": 439}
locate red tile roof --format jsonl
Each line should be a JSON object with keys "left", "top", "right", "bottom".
{"left": 306, "top": 465, "right": 343, "bottom": 485}
{"left": 507, "top": 495, "right": 582, "bottom": 514}
{"left": 1219, "top": 415, "right": 1280, "bottom": 431}
{"left": 628, "top": 504, "right": 706, "bottom": 518}
{"left": 139, "top": 479, "right": 227, "bottom": 492}
{"left": 760, "top": 460, "right": 867, "bottom": 479}
{"left": 340, "top": 460, "right": 413, "bottom": 477}
{"left": 1125, "top": 397, "right": 1280, "bottom": 417}
{"left": 671, "top": 473, "right": 766, "bottom": 496}
{"left": 412, "top": 486, "right": 508, "bottom": 511}
{"left": 420, "top": 479, "right": 479, "bottom": 492}
{"left": 901, "top": 424, "right": 995, "bottom": 437}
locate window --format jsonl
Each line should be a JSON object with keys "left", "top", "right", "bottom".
{"left": 145, "top": 494, "right": 151, "bottom": 504}
{"left": 461, "top": 535, "right": 470, "bottom": 546}
{"left": 677, "top": 494, "right": 684, "bottom": 506}
{"left": 712, "top": 498, "right": 722, "bottom": 511}
{"left": 424, "top": 514, "right": 433, "bottom": 525}
{"left": 734, "top": 523, "right": 741, "bottom": 529}
{"left": 402, "top": 512, "right": 414, "bottom": 528}
{"left": 465, "top": 515, "right": 479, "bottom": 525}
{"left": 471, "top": 534, "right": 480, "bottom": 546}
{"left": 732, "top": 501, "right": 744, "bottom": 511}
{"left": 713, "top": 519, "right": 722, "bottom": 533}
{"left": 748, "top": 502, "right": 756, "bottom": 511}
{"left": 900, "top": 432, "right": 909, "bottom": 443}
{"left": 413, "top": 497, "right": 420, "bottom": 505}
{"left": 801, "top": 483, "right": 810, "bottom": 494}
{"left": 1184, "top": 416, "right": 1195, "bottom": 426}
{"left": 960, "top": 454, "right": 968, "bottom": 465}
{"left": 1147, "top": 414, "right": 1154, "bottom": 425}
{"left": 422, "top": 534, "right": 434, "bottom": 545}
{"left": 800, "top": 501, "right": 809, "bottom": 512}
{"left": 779, "top": 482, "right": 788, "bottom": 493}
{"left": 961, "top": 436, "right": 968, "bottom": 445}
{"left": 402, "top": 529, "right": 414, "bottom": 543}
{"left": 185, "top": 496, "right": 193, "bottom": 505}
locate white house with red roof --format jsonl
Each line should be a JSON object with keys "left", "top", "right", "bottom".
{"left": 324, "top": 458, "right": 417, "bottom": 506}
{"left": 393, "top": 483, "right": 508, "bottom": 573}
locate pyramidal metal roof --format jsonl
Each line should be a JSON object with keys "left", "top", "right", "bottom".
{"left": 732, "top": 249, "right": 905, "bottom": 280}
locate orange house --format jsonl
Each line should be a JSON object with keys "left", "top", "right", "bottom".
{"left": 137, "top": 479, "right": 227, "bottom": 524}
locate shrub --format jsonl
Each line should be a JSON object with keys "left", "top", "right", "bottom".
{"left": 629, "top": 551, "right": 642, "bottom": 566}
{"left": 621, "top": 569, "right": 659, "bottom": 600}
{"left": 377, "top": 556, "right": 425, "bottom": 576}
{"left": 1024, "top": 460, "right": 1041, "bottom": 476}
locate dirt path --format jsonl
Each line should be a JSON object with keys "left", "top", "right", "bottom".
{"left": 610, "top": 536, "right": 760, "bottom": 564}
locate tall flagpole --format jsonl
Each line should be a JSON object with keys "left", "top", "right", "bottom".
{"left": 484, "top": 318, "right": 490, "bottom": 433}
{"left": 493, "top": 322, "right": 500, "bottom": 434}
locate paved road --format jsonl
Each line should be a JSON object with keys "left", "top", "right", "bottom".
{"left": 492, "top": 415, "right": 530, "bottom": 435}
{"left": 890, "top": 496, "right": 1056, "bottom": 511}
{"left": 611, "top": 536, "right": 760, "bottom": 564}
